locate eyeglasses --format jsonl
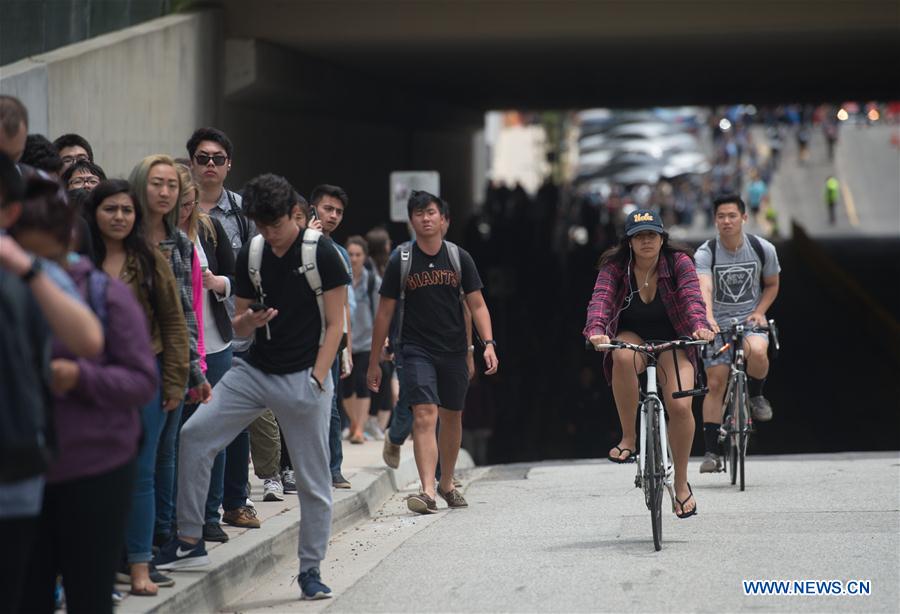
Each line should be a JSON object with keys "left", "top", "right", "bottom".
{"left": 68, "top": 176, "right": 101, "bottom": 188}
{"left": 61, "top": 154, "right": 90, "bottom": 165}
{"left": 194, "top": 153, "right": 228, "bottom": 166}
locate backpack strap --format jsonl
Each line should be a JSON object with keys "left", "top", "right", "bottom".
{"left": 366, "top": 268, "right": 376, "bottom": 318}
{"left": 298, "top": 229, "right": 326, "bottom": 345}
{"left": 394, "top": 241, "right": 413, "bottom": 346}
{"left": 226, "top": 190, "right": 249, "bottom": 245}
{"left": 247, "top": 234, "right": 271, "bottom": 340}
{"left": 706, "top": 238, "right": 717, "bottom": 296}
{"left": 444, "top": 241, "right": 466, "bottom": 304}
{"left": 746, "top": 233, "right": 767, "bottom": 286}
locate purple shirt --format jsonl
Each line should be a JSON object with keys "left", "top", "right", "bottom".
{"left": 46, "top": 258, "right": 158, "bottom": 484}
{"left": 584, "top": 251, "right": 710, "bottom": 384}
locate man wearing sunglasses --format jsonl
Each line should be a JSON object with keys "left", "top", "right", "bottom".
{"left": 186, "top": 127, "right": 266, "bottom": 535}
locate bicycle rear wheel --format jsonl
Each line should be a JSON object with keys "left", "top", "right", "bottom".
{"left": 646, "top": 403, "right": 664, "bottom": 551}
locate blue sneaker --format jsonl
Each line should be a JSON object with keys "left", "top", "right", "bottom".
{"left": 299, "top": 568, "right": 333, "bottom": 600}
{"left": 152, "top": 537, "right": 209, "bottom": 571}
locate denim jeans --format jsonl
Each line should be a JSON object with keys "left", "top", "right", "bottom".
{"left": 388, "top": 357, "right": 412, "bottom": 446}
{"left": 329, "top": 358, "right": 343, "bottom": 478}
{"left": 154, "top": 400, "right": 184, "bottom": 538}
{"left": 223, "top": 351, "right": 250, "bottom": 511}
{"left": 125, "top": 361, "right": 166, "bottom": 564}
{"left": 180, "top": 348, "right": 232, "bottom": 524}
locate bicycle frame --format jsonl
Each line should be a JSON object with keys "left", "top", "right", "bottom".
{"left": 639, "top": 361, "right": 675, "bottom": 508}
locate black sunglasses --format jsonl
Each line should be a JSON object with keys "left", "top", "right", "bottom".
{"left": 194, "top": 153, "right": 228, "bottom": 166}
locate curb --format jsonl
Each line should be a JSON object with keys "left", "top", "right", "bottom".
{"left": 121, "top": 449, "right": 473, "bottom": 614}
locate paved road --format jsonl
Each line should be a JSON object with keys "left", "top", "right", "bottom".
{"left": 770, "top": 124, "right": 900, "bottom": 238}
{"left": 223, "top": 453, "right": 899, "bottom": 613}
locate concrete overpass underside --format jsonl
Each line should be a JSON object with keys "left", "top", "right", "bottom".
{"left": 213, "top": 0, "right": 899, "bottom": 234}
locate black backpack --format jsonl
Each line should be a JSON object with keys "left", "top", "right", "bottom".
{"left": 0, "top": 275, "right": 54, "bottom": 482}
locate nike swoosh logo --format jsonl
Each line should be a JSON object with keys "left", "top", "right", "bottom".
{"left": 176, "top": 546, "right": 194, "bottom": 558}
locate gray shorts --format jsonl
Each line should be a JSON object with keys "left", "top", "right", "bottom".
{"left": 704, "top": 331, "right": 768, "bottom": 369}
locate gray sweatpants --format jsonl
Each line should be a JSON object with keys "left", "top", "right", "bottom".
{"left": 177, "top": 358, "right": 333, "bottom": 571}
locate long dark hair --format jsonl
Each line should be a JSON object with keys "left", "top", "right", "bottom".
{"left": 365, "top": 226, "right": 391, "bottom": 276}
{"left": 598, "top": 232, "right": 695, "bottom": 271}
{"left": 86, "top": 179, "right": 157, "bottom": 299}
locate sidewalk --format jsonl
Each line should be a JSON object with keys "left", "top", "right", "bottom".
{"left": 118, "top": 437, "right": 474, "bottom": 614}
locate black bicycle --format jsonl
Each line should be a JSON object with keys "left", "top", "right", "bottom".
{"left": 588, "top": 337, "right": 708, "bottom": 551}
{"left": 709, "top": 319, "right": 779, "bottom": 491}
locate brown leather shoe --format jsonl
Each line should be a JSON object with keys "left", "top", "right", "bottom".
{"left": 437, "top": 487, "right": 468, "bottom": 509}
{"left": 222, "top": 506, "right": 261, "bottom": 529}
{"left": 407, "top": 493, "right": 437, "bottom": 514}
{"left": 382, "top": 439, "right": 401, "bottom": 469}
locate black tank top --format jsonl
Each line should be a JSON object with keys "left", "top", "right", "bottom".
{"left": 618, "top": 279, "right": 678, "bottom": 342}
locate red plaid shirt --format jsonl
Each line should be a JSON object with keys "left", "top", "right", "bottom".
{"left": 584, "top": 251, "right": 710, "bottom": 382}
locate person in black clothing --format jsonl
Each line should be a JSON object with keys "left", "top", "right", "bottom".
{"left": 367, "top": 191, "right": 498, "bottom": 514}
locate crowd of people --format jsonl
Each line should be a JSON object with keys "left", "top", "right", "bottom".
{"left": 0, "top": 94, "right": 498, "bottom": 611}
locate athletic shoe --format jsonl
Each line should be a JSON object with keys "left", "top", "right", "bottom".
{"left": 750, "top": 396, "right": 773, "bottom": 421}
{"left": 223, "top": 506, "right": 261, "bottom": 529}
{"left": 281, "top": 469, "right": 297, "bottom": 494}
{"left": 152, "top": 538, "right": 209, "bottom": 571}
{"left": 202, "top": 522, "right": 229, "bottom": 543}
{"left": 263, "top": 477, "right": 284, "bottom": 502}
{"left": 382, "top": 439, "right": 401, "bottom": 469}
{"left": 364, "top": 417, "right": 385, "bottom": 441}
{"left": 407, "top": 493, "right": 438, "bottom": 514}
{"left": 299, "top": 567, "right": 333, "bottom": 600}
{"left": 110, "top": 589, "right": 121, "bottom": 605}
{"left": 245, "top": 497, "right": 255, "bottom": 508}
{"left": 699, "top": 452, "right": 722, "bottom": 473}
{"left": 332, "top": 473, "right": 351, "bottom": 489}
{"left": 149, "top": 564, "right": 175, "bottom": 587}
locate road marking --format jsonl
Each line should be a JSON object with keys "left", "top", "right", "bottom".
{"left": 839, "top": 179, "right": 860, "bottom": 227}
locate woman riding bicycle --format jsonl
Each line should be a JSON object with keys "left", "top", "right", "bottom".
{"left": 584, "top": 209, "right": 714, "bottom": 518}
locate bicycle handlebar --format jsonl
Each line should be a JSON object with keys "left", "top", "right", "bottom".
{"left": 586, "top": 338, "right": 709, "bottom": 355}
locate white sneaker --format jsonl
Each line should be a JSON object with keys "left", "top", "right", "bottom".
{"left": 364, "top": 417, "right": 385, "bottom": 441}
{"left": 341, "top": 427, "right": 350, "bottom": 440}
{"left": 263, "top": 478, "right": 284, "bottom": 502}
{"left": 245, "top": 497, "right": 255, "bottom": 508}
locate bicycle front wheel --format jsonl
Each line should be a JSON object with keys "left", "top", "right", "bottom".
{"left": 646, "top": 402, "right": 664, "bottom": 551}
{"left": 737, "top": 387, "right": 749, "bottom": 491}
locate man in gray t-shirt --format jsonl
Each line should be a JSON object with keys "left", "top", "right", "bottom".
{"left": 695, "top": 194, "right": 781, "bottom": 473}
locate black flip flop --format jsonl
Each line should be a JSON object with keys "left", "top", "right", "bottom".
{"left": 675, "top": 483, "right": 698, "bottom": 519}
{"left": 607, "top": 446, "right": 635, "bottom": 464}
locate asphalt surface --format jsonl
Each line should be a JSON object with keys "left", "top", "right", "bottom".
{"left": 770, "top": 124, "right": 900, "bottom": 238}
{"left": 223, "top": 453, "right": 899, "bottom": 613}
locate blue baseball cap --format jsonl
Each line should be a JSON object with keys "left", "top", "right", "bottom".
{"left": 624, "top": 208, "right": 664, "bottom": 236}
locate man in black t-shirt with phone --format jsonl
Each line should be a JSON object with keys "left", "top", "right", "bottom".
{"left": 367, "top": 191, "right": 498, "bottom": 514}
{"left": 154, "top": 174, "right": 348, "bottom": 600}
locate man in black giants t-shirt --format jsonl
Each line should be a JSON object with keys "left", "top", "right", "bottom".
{"left": 154, "top": 174, "right": 348, "bottom": 600}
{"left": 368, "top": 191, "right": 498, "bottom": 514}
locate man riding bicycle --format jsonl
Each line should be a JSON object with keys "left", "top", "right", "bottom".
{"left": 695, "top": 194, "right": 781, "bottom": 474}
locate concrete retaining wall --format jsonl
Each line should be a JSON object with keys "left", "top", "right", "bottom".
{"left": 0, "top": 11, "right": 221, "bottom": 178}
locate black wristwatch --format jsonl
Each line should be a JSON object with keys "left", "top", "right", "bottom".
{"left": 20, "top": 257, "right": 42, "bottom": 283}
{"left": 483, "top": 339, "right": 497, "bottom": 348}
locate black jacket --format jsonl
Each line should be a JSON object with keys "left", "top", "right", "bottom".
{"left": 199, "top": 217, "right": 236, "bottom": 345}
